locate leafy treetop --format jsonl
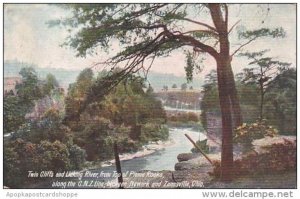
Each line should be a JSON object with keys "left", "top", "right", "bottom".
{"left": 52, "top": 4, "right": 285, "bottom": 85}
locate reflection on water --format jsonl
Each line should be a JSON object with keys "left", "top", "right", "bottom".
{"left": 94, "top": 128, "right": 206, "bottom": 172}
{"left": 34, "top": 128, "right": 206, "bottom": 188}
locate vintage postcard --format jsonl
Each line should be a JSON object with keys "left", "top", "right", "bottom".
{"left": 3, "top": 3, "right": 297, "bottom": 193}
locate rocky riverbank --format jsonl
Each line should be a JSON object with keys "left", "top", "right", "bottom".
{"left": 100, "top": 139, "right": 175, "bottom": 167}
{"left": 122, "top": 135, "right": 296, "bottom": 188}
{"left": 121, "top": 152, "right": 215, "bottom": 188}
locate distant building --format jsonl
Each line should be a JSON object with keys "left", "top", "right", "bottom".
{"left": 4, "top": 77, "right": 22, "bottom": 95}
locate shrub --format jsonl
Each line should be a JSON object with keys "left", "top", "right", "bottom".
{"left": 167, "top": 112, "right": 199, "bottom": 123}
{"left": 234, "top": 120, "right": 278, "bottom": 150}
{"left": 191, "top": 139, "right": 209, "bottom": 153}
{"left": 78, "top": 118, "right": 114, "bottom": 161}
{"left": 37, "top": 140, "right": 71, "bottom": 172}
{"left": 117, "top": 137, "right": 139, "bottom": 153}
{"left": 4, "top": 139, "right": 72, "bottom": 188}
{"left": 160, "top": 125, "right": 169, "bottom": 140}
{"left": 68, "top": 144, "right": 86, "bottom": 170}
{"left": 210, "top": 139, "right": 296, "bottom": 178}
{"left": 4, "top": 145, "right": 23, "bottom": 187}
{"left": 12, "top": 108, "right": 72, "bottom": 144}
{"left": 141, "top": 123, "right": 169, "bottom": 142}
{"left": 187, "top": 112, "right": 199, "bottom": 122}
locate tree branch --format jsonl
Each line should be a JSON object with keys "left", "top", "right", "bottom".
{"left": 182, "top": 17, "right": 217, "bottom": 32}
{"left": 125, "top": 4, "right": 168, "bottom": 21}
{"left": 224, "top": 4, "right": 228, "bottom": 28}
{"left": 171, "top": 31, "right": 219, "bottom": 59}
{"left": 181, "top": 29, "right": 219, "bottom": 38}
{"left": 231, "top": 36, "right": 258, "bottom": 57}
{"left": 228, "top": 20, "right": 241, "bottom": 34}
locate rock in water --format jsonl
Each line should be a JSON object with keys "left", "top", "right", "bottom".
{"left": 175, "top": 156, "right": 214, "bottom": 171}
{"left": 177, "top": 153, "right": 200, "bottom": 162}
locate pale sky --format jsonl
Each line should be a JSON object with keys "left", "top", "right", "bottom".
{"left": 4, "top": 4, "right": 296, "bottom": 78}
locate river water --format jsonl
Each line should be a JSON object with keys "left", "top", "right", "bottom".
{"left": 101, "top": 127, "right": 206, "bottom": 172}
{"left": 35, "top": 127, "right": 206, "bottom": 188}
{"left": 74, "top": 128, "right": 206, "bottom": 187}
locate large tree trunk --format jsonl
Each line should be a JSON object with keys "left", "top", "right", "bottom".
{"left": 209, "top": 4, "right": 240, "bottom": 181}
{"left": 227, "top": 66, "right": 243, "bottom": 128}
{"left": 216, "top": 59, "right": 234, "bottom": 182}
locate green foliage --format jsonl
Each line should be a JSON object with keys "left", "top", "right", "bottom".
{"left": 201, "top": 69, "right": 258, "bottom": 131}
{"left": 162, "top": 85, "right": 168, "bottom": 91}
{"left": 4, "top": 95, "right": 27, "bottom": 134}
{"left": 109, "top": 79, "right": 165, "bottom": 126}
{"left": 211, "top": 139, "right": 296, "bottom": 178}
{"left": 239, "top": 50, "right": 290, "bottom": 86}
{"left": 68, "top": 144, "right": 86, "bottom": 170}
{"left": 75, "top": 68, "right": 94, "bottom": 95}
{"left": 66, "top": 68, "right": 94, "bottom": 101}
{"left": 4, "top": 145, "right": 22, "bottom": 187}
{"left": 3, "top": 69, "right": 88, "bottom": 188}
{"left": 64, "top": 68, "right": 94, "bottom": 128}
{"left": 185, "top": 52, "right": 195, "bottom": 83}
{"left": 56, "top": 5, "right": 290, "bottom": 150}
{"left": 264, "top": 68, "right": 296, "bottom": 135}
{"left": 55, "top": 4, "right": 285, "bottom": 72}
{"left": 65, "top": 68, "right": 167, "bottom": 135}
{"left": 168, "top": 112, "right": 199, "bottom": 123}
{"left": 141, "top": 123, "right": 169, "bottom": 142}
{"left": 200, "top": 70, "right": 220, "bottom": 130}
{"left": 4, "top": 139, "right": 75, "bottom": 188}
{"left": 52, "top": 4, "right": 287, "bottom": 95}
{"left": 238, "top": 27, "right": 286, "bottom": 39}
{"left": 13, "top": 108, "right": 72, "bottom": 144}
{"left": 116, "top": 137, "right": 139, "bottom": 153}
{"left": 181, "top": 83, "right": 188, "bottom": 91}
{"left": 239, "top": 50, "right": 291, "bottom": 121}
{"left": 146, "top": 84, "right": 154, "bottom": 95}
{"left": 74, "top": 118, "right": 115, "bottom": 161}
{"left": 191, "top": 139, "right": 209, "bottom": 154}
{"left": 16, "top": 67, "right": 43, "bottom": 101}
{"left": 184, "top": 51, "right": 204, "bottom": 82}
{"left": 200, "top": 68, "right": 295, "bottom": 136}
{"left": 237, "top": 82, "right": 259, "bottom": 106}
{"left": 42, "top": 73, "right": 59, "bottom": 96}
{"left": 233, "top": 120, "right": 278, "bottom": 146}
{"left": 3, "top": 106, "right": 85, "bottom": 186}
{"left": 4, "top": 67, "right": 59, "bottom": 134}
{"left": 74, "top": 118, "right": 169, "bottom": 161}
{"left": 54, "top": 4, "right": 189, "bottom": 57}
{"left": 37, "top": 140, "right": 71, "bottom": 171}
